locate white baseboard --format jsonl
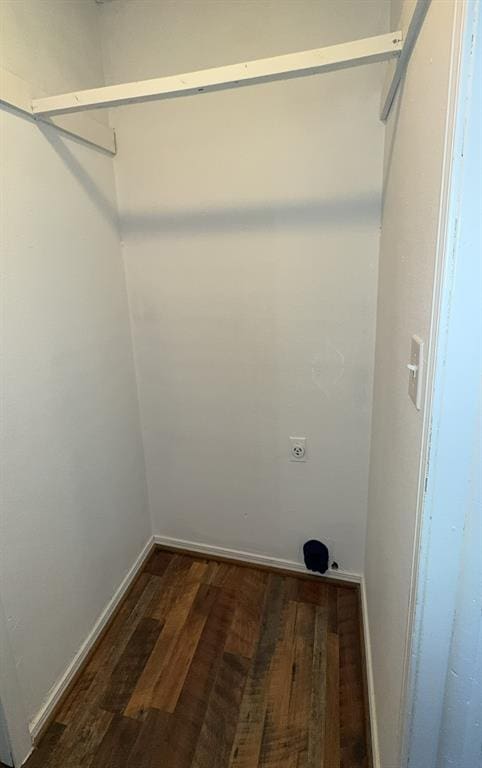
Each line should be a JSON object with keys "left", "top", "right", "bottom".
{"left": 153, "top": 534, "right": 361, "bottom": 585}
{"left": 360, "top": 576, "right": 380, "bottom": 768}
{"left": 29, "top": 536, "right": 155, "bottom": 741}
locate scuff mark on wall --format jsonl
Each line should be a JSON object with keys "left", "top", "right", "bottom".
{"left": 311, "top": 341, "right": 345, "bottom": 397}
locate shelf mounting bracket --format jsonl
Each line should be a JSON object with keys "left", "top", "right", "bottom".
{"left": 0, "top": 68, "right": 116, "bottom": 155}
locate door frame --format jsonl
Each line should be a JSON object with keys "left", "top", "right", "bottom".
{"left": 399, "top": 0, "right": 481, "bottom": 764}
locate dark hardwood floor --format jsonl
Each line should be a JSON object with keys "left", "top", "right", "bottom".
{"left": 25, "top": 549, "right": 370, "bottom": 767}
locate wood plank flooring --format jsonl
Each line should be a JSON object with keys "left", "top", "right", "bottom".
{"left": 25, "top": 549, "right": 370, "bottom": 768}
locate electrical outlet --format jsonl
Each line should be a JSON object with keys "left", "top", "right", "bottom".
{"left": 289, "top": 437, "right": 306, "bottom": 462}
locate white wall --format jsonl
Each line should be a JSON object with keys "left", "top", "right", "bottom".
{"left": 0, "top": 0, "right": 149, "bottom": 731}
{"left": 100, "top": 0, "right": 389, "bottom": 574}
{"left": 364, "top": 1, "right": 460, "bottom": 765}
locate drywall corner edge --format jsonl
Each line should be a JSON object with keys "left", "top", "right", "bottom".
{"left": 0, "top": 598, "right": 33, "bottom": 766}
{"left": 361, "top": 576, "right": 381, "bottom": 768}
{"left": 29, "top": 536, "right": 156, "bottom": 742}
{"left": 152, "top": 534, "right": 362, "bottom": 584}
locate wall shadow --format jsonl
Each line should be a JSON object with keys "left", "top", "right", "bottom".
{"left": 8, "top": 112, "right": 384, "bottom": 240}
{"left": 119, "top": 194, "right": 382, "bottom": 237}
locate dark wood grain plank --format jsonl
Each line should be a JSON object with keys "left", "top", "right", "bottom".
{"left": 338, "top": 587, "right": 367, "bottom": 768}
{"left": 297, "top": 578, "right": 328, "bottom": 607}
{"left": 143, "top": 549, "right": 174, "bottom": 577}
{"left": 224, "top": 566, "right": 268, "bottom": 659}
{"left": 308, "top": 606, "right": 328, "bottom": 768}
{"left": 287, "top": 602, "right": 316, "bottom": 767}
{"left": 229, "top": 574, "right": 285, "bottom": 767}
{"left": 327, "top": 585, "right": 338, "bottom": 634}
{"left": 100, "top": 617, "right": 162, "bottom": 713}
{"left": 191, "top": 652, "right": 250, "bottom": 768}
{"left": 210, "top": 563, "right": 247, "bottom": 590}
{"left": 24, "top": 723, "right": 66, "bottom": 768}
{"left": 86, "top": 572, "right": 153, "bottom": 676}
{"left": 55, "top": 669, "right": 95, "bottom": 726}
{"left": 151, "top": 584, "right": 218, "bottom": 713}
{"left": 146, "top": 554, "right": 198, "bottom": 621}
{"left": 162, "top": 585, "right": 237, "bottom": 768}
{"left": 46, "top": 708, "right": 113, "bottom": 768}
{"left": 324, "top": 632, "right": 340, "bottom": 768}
{"left": 259, "top": 599, "right": 298, "bottom": 767}
{"left": 126, "top": 709, "right": 171, "bottom": 768}
{"left": 201, "top": 559, "right": 220, "bottom": 584}
{"left": 55, "top": 571, "right": 152, "bottom": 725}
{"left": 55, "top": 574, "right": 163, "bottom": 727}
{"left": 89, "top": 714, "right": 140, "bottom": 768}
{"left": 124, "top": 580, "right": 201, "bottom": 719}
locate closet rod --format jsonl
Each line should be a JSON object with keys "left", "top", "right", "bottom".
{"left": 31, "top": 31, "right": 403, "bottom": 117}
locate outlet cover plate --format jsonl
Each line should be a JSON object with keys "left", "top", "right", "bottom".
{"left": 289, "top": 436, "right": 307, "bottom": 462}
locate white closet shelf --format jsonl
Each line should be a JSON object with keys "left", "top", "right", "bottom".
{"left": 31, "top": 31, "right": 402, "bottom": 117}
{"left": 0, "top": 0, "right": 431, "bottom": 154}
